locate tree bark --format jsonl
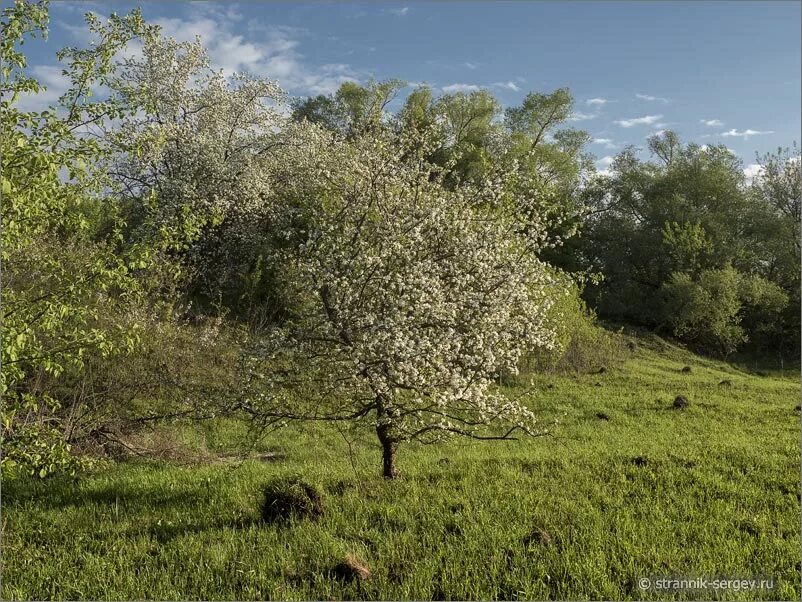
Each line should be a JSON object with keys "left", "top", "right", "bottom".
{"left": 376, "top": 401, "right": 400, "bottom": 479}
{"left": 378, "top": 427, "right": 399, "bottom": 479}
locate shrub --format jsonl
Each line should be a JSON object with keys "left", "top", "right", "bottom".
{"left": 522, "top": 271, "right": 626, "bottom": 374}
{"left": 660, "top": 266, "right": 789, "bottom": 356}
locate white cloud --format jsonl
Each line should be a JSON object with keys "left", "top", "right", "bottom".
{"left": 442, "top": 83, "right": 481, "bottom": 94}
{"left": 154, "top": 16, "right": 219, "bottom": 44}
{"left": 464, "top": 62, "right": 479, "bottom": 70}
{"left": 721, "top": 128, "right": 774, "bottom": 139}
{"left": 614, "top": 114, "right": 663, "bottom": 128}
{"left": 493, "top": 81, "right": 520, "bottom": 92}
{"left": 388, "top": 7, "right": 410, "bottom": 16}
{"left": 568, "top": 111, "right": 597, "bottom": 122}
{"left": 16, "top": 65, "right": 71, "bottom": 112}
{"left": 57, "top": 8, "right": 356, "bottom": 96}
{"left": 743, "top": 163, "right": 765, "bottom": 182}
{"left": 742, "top": 159, "right": 796, "bottom": 183}
{"left": 636, "top": 93, "right": 670, "bottom": 103}
{"left": 587, "top": 98, "right": 609, "bottom": 105}
{"left": 593, "top": 138, "right": 617, "bottom": 149}
{"left": 596, "top": 155, "right": 615, "bottom": 176}
{"left": 700, "top": 118, "right": 724, "bottom": 126}
{"left": 650, "top": 129, "right": 667, "bottom": 137}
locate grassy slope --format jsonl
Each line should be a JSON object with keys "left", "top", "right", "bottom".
{"left": 3, "top": 336, "right": 800, "bottom": 600}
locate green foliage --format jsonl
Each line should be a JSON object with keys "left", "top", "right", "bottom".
{"left": 659, "top": 266, "right": 788, "bottom": 356}
{"left": 580, "top": 132, "right": 798, "bottom": 355}
{"left": 0, "top": 2, "right": 157, "bottom": 478}
{"left": 660, "top": 220, "right": 713, "bottom": 275}
{"left": 660, "top": 267, "right": 746, "bottom": 356}
{"left": 505, "top": 88, "right": 573, "bottom": 142}
{"left": 737, "top": 273, "right": 791, "bottom": 351}
{"left": 747, "top": 145, "right": 801, "bottom": 353}
{"left": 292, "top": 78, "right": 406, "bottom": 138}
{"left": 523, "top": 272, "right": 625, "bottom": 374}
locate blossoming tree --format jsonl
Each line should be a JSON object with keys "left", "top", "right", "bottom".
{"left": 103, "top": 33, "right": 294, "bottom": 309}
{"left": 243, "top": 124, "right": 564, "bottom": 478}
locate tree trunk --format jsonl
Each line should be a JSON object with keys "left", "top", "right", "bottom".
{"left": 376, "top": 422, "right": 400, "bottom": 479}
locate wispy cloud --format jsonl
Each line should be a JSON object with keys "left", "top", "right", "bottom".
{"left": 743, "top": 163, "right": 764, "bottom": 182}
{"left": 614, "top": 114, "right": 663, "bottom": 128}
{"left": 388, "top": 6, "right": 410, "bottom": 16}
{"left": 16, "top": 65, "right": 71, "bottom": 112}
{"left": 493, "top": 81, "right": 520, "bottom": 92}
{"left": 587, "top": 97, "right": 609, "bottom": 105}
{"left": 592, "top": 138, "right": 617, "bottom": 149}
{"left": 721, "top": 128, "right": 774, "bottom": 139}
{"left": 568, "top": 111, "right": 598, "bottom": 122}
{"left": 636, "top": 93, "right": 670, "bottom": 103}
{"left": 700, "top": 118, "right": 724, "bottom": 126}
{"left": 596, "top": 155, "right": 615, "bottom": 176}
{"left": 145, "top": 9, "right": 360, "bottom": 95}
{"left": 464, "top": 62, "right": 479, "bottom": 70}
{"left": 442, "top": 83, "right": 481, "bottom": 94}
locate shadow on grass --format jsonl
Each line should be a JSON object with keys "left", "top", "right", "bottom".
{"left": 4, "top": 475, "right": 213, "bottom": 514}
{"left": 7, "top": 476, "right": 265, "bottom": 545}
{"left": 143, "top": 516, "right": 261, "bottom": 544}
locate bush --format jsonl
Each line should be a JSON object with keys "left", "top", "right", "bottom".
{"left": 660, "top": 266, "right": 788, "bottom": 356}
{"left": 522, "top": 271, "right": 626, "bottom": 374}
{"left": 660, "top": 267, "right": 745, "bottom": 356}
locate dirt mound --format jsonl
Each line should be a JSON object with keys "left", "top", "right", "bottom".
{"left": 523, "top": 526, "right": 553, "bottom": 547}
{"left": 261, "top": 477, "right": 324, "bottom": 523}
{"left": 332, "top": 555, "right": 371, "bottom": 582}
{"left": 673, "top": 395, "right": 690, "bottom": 409}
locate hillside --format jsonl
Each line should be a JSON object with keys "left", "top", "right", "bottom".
{"left": 4, "top": 334, "right": 800, "bottom": 600}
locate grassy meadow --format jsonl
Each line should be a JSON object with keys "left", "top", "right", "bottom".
{"left": 3, "top": 334, "right": 800, "bottom": 600}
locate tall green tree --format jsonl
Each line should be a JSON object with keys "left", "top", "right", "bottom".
{"left": 746, "top": 145, "right": 801, "bottom": 353}
{"left": 291, "top": 79, "right": 405, "bottom": 139}
{"left": 578, "top": 132, "right": 792, "bottom": 355}
{"left": 1, "top": 1, "right": 158, "bottom": 476}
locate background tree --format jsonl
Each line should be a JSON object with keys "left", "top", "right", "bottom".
{"left": 104, "top": 33, "right": 294, "bottom": 322}
{"left": 291, "top": 79, "right": 405, "bottom": 139}
{"left": 577, "top": 132, "right": 793, "bottom": 355}
{"left": 746, "top": 145, "right": 800, "bottom": 355}
{"left": 296, "top": 84, "right": 593, "bottom": 245}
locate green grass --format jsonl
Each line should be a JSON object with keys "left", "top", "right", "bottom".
{"left": 3, "top": 337, "right": 800, "bottom": 600}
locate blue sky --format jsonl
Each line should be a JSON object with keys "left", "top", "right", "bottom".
{"left": 16, "top": 1, "right": 802, "bottom": 174}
